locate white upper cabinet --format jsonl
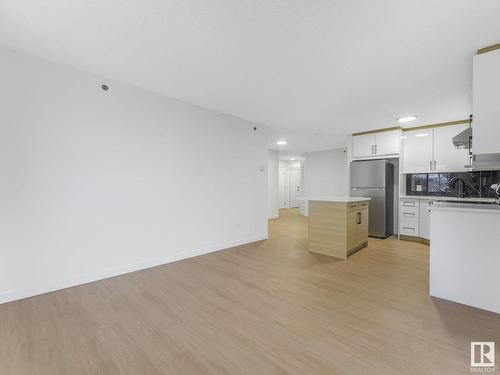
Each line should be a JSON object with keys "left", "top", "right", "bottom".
{"left": 374, "top": 130, "right": 400, "bottom": 156}
{"left": 433, "top": 124, "right": 470, "bottom": 172}
{"left": 403, "top": 124, "right": 470, "bottom": 173}
{"left": 473, "top": 48, "right": 500, "bottom": 155}
{"left": 352, "top": 129, "right": 400, "bottom": 159}
{"left": 402, "top": 128, "right": 433, "bottom": 173}
{"left": 352, "top": 134, "right": 375, "bottom": 159}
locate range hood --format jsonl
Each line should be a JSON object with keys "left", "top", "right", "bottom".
{"left": 452, "top": 127, "right": 472, "bottom": 149}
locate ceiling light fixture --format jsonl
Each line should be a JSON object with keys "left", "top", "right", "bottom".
{"left": 397, "top": 116, "right": 417, "bottom": 123}
{"left": 276, "top": 140, "right": 287, "bottom": 145}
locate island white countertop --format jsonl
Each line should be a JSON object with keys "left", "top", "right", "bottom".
{"left": 430, "top": 201, "right": 500, "bottom": 214}
{"left": 297, "top": 197, "right": 371, "bottom": 203}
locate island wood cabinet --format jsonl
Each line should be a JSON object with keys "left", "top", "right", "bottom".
{"left": 308, "top": 200, "right": 369, "bottom": 259}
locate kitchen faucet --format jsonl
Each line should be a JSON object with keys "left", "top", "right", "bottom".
{"left": 449, "top": 177, "right": 470, "bottom": 198}
{"left": 449, "top": 177, "right": 481, "bottom": 198}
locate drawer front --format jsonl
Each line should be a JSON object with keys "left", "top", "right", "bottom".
{"left": 348, "top": 202, "right": 369, "bottom": 211}
{"left": 400, "top": 219, "right": 419, "bottom": 236}
{"left": 400, "top": 199, "right": 419, "bottom": 207}
{"left": 400, "top": 206, "right": 418, "bottom": 221}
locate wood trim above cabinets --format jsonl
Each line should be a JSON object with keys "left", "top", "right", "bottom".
{"left": 477, "top": 43, "right": 500, "bottom": 55}
{"left": 402, "top": 119, "right": 470, "bottom": 132}
{"left": 352, "top": 126, "right": 401, "bottom": 136}
{"left": 353, "top": 118, "right": 470, "bottom": 137}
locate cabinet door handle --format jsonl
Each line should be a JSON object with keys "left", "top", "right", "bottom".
{"left": 403, "top": 212, "right": 415, "bottom": 216}
{"left": 429, "top": 160, "right": 432, "bottom": 171}
{"left": 357, "top": 212, "right": 362, "bottom": 224}
{"left": 374, "top": 144, "right": 377, "bottom": 154}
{"left": 433, "top": 160, "right": 436, "bottom": 170}
{"left": 403, "top": 227, "right": 415, "bottom": 230}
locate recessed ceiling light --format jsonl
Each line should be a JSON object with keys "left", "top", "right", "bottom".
{"left": 416, "top": 133, "right": 429, "bottom": 137}
{"left": 276, "top": 140, "right": 287, "bottom": 145}
{"left": 291, "top": 158, "right": 296, "bottom": 160}
{"left": 397, "top": 116, "right": 417, "bottom": 123}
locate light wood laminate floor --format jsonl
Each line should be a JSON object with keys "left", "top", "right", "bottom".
{"left": 1, "top": 209, "right": 499, "bottom": 374}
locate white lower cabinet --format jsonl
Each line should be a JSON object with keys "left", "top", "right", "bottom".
{"left": 399, "top": 199, "right": 419, "bottom": 236}
{"left": 399, "top": 198, "right": 434, "bottom": 241}
{"left": 419, "top": 200, "right": 432, "bottom": 240}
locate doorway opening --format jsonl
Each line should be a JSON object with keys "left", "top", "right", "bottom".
{"left": 279, "top": 160, "right": 303, "bottom": 208}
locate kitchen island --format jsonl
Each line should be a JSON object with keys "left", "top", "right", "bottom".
{"left": 430, "top": 202, "right": 500, "bottom": 313}
{"left": 302, "top": 197, "right": 370, "bottom": 259}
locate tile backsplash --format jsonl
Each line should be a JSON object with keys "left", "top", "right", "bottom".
{"left": 406, "top": 171, "right": 500, "bottom": 198}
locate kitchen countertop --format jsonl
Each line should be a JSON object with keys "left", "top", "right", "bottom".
{"left": 297, "top": 197, "right": 371, "bottom": 203}
{"left": 400, "top": 195, "right": 496, "bottom": 203}
{"left": 430, "top": 201, "right": 500, "bottom": 214}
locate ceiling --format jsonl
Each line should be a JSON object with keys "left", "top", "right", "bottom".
{"left": 1, "top": 1, "right": 500, "bottom": 153}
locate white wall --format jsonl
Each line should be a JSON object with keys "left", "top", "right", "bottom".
{"left": 267, "top": 150, "right": 279, "bottom": 219}
{"left": 0, "top": 47, "right": 269, "bottom": 304}
{"left": 302, "top": 148, "right": 348, "bottom": 215}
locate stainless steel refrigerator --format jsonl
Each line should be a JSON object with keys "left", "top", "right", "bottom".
{"left": 350, "top": 160, "right": 394, "bottom": 238}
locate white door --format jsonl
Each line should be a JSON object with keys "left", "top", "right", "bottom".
{"left": 278, "top": 167, "right": 288, "bottom": 208}
{"left": 374, "top": 130, "right": 400, "bottom": 156}
{"left": 289, "top": 168, "right": 302, "bottom": 208}
{"left": 403, "top": 128, "right": 433, "bottom": 173}
{"left": 352, "top": 134, "right": 374, "bottom": 159}
{"left": 433, "top": 124, "right": 469, "bottom": 172}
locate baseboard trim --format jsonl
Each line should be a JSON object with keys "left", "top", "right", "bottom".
{"left": 400, "top": 235, "right": 430, "bottom": 245}
{"left": 0, "top": 234, "right": 268, "bottom": 305}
